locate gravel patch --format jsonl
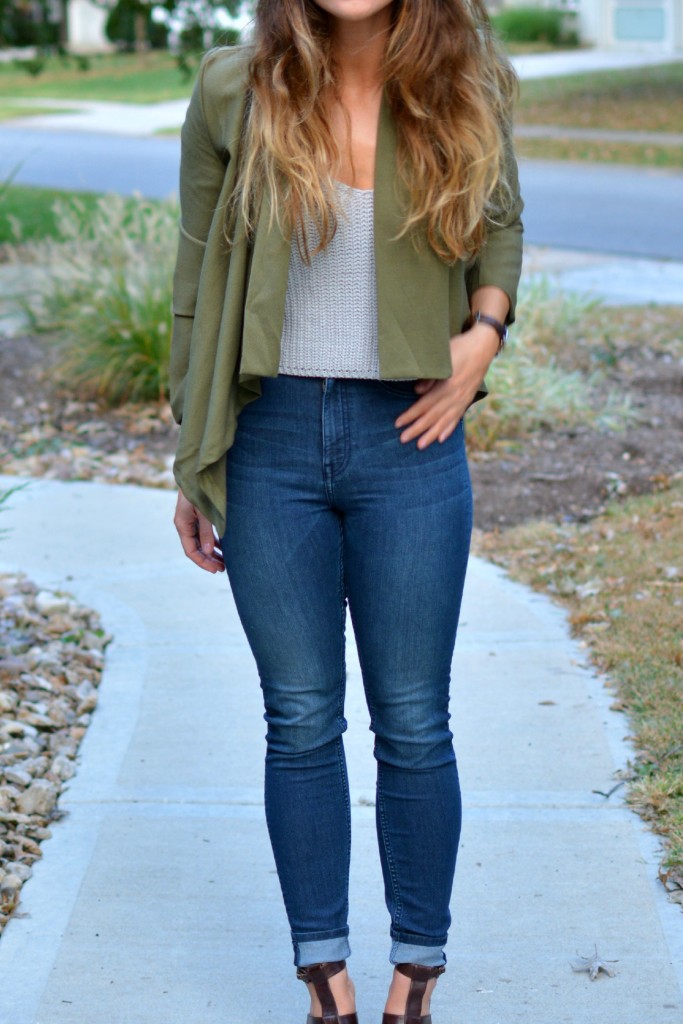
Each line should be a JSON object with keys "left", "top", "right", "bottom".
{"left": 0, "top": 573, "right": 110, "bottom": 933}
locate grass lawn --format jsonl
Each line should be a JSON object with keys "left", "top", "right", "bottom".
{"left": 517, "top": 61, "right": 683, "bottom": 134}
{"left": 476, "top": 481, "right": 683, "bottom": 872}
{"left": 0, "top": 104, "right": 77, "bottom": 122}
{"left": 0, "top": 186, "right": 103, "bottom": 243}
{"left": 516, "top": 136, "right": 683, "bottom": 169}
{"left": 0, "top": 51, "right": 193, "bottom": 104}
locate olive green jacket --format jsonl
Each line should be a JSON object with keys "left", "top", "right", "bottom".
{"left": 170, "top": 46, "right": 524, "bottom": 532}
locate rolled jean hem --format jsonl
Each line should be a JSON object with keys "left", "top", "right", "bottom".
{"left": 295, "top": 936, "right": 352, "bottom": 967}
{"left": 390, "top": 941, "right": 446, "bottom": 968}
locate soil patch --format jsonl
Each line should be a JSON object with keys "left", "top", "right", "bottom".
{"left": 0, "top": 332, "right": 177, "bottom": 487}
{"left": 470, "top": 305, "right": 683, "bottom": 529}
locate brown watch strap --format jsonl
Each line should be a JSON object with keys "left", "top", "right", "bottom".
{"left": 463, "top": 310, "right": 507, "bottom": 354}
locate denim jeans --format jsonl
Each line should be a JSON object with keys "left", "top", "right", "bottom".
{"left": 221, "top": 375, "right": 472, "bottom": 968}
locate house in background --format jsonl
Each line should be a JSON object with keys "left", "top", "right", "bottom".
{"left": 578, "top": 0, "right": 682, "bottom": 50}
{"left": 494, "top": 0, "right": 683, "bottom": 52}
{"left": 66, "top": 0, "right": 111, "bottom": 53}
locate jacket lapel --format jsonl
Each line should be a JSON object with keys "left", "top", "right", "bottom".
{"left": 239, "top": 184, "right": 291, "bottom": 378}
{"left": 374, "top": 96, "right": 454, "bottom": 379}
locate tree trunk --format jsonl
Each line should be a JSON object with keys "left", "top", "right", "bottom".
{"left": 134, "top": 9, "right": 146, "bottom": 52}
{"left": 58, "top": 0, "right": 68, "bottom": 49}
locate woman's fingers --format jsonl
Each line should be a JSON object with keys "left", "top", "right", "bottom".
{"left": 174, "top": 490, "right": 225, "bottom": 573}
{"left": 413, "top": 378, "right": 437, "bottom": 395}
{"left": 395, "top": 383, "right": 467, "bottom": 448}
{"left": 395, "top": 327, "right": 497, "bottom": 448}
{"left": 197, "top": 513, "right": 217, "bottom": 556}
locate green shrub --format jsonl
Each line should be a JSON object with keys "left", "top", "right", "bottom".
{"left": 20, "top": 193, "right": 177, "bottom": 405}
{"left": 467, "top": 281, "right": 632, "bottom": 450}
{"left": 491, "top": 6, "right": 579, "bottom": 47}
{"left": 0, "top": 0, "right": 58, "bottom": 49}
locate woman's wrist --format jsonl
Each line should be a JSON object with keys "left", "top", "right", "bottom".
{"left": 463, "top": 310, "right": 507, "bottom": 356}
{"left": 462, "top": 321, "right": 501, "bottom": 362}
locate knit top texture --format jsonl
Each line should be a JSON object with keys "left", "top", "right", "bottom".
{"left": 278, "top": 181, "right": 380, "bottom": 379}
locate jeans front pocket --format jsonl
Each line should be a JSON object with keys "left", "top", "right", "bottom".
{"left": 376, "top": 378, "right": 419, "bottom": 397}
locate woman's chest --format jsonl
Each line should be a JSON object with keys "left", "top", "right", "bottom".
{"left": 328, "top": 91, "right": 382, "bottom": 191}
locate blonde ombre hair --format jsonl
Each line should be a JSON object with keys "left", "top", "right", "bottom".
{"left": 230, "top": 0, "right": 518, "bottom": 263}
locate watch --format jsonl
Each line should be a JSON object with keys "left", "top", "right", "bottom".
{"left": 464, "top": 310, "right": 508, "bottom": 354}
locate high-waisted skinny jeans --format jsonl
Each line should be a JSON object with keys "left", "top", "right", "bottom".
{"left": 220, "top": 375, "right": 472, "bottom": 969}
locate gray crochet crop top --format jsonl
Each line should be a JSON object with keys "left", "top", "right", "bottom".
{"left": 278, "top": 181, "right": 380, "bottom": 379}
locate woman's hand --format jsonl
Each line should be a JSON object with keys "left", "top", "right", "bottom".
{"left": 173, "top": 489, "right": 225, "bottom": 573}
{"left": 394, "top": 323, "right": 501, "bottom": 449}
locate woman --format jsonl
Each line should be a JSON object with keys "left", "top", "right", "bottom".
{"left": 171, "top": 1, "right": 523, "bottom": 1021}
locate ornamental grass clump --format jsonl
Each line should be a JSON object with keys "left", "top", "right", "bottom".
{"left": 466, "top": 280, "right": 633, "bottom": 451}
{"left": 21, "top": 193, "right": 177, "bottom": 405}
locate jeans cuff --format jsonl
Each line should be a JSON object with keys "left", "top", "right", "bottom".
{"left": 390, "top": 941, "right": 446, "bottom": 967}
{"left": 295, "top": 935, "right": 352, "bottom": 967}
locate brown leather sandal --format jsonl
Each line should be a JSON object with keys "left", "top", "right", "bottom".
{"left": 296, "top": 959, "right": 359, "bottom": 1024}
{"left": 382, "top": 963, "right": 446, "bottom": 1024}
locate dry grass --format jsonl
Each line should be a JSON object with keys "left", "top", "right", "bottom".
{"left": 466, "top": 281, "right": 633, "bottom": 450}
{"left": 476, "top": 480, "right": 683, "bottom": 871}
{"left": 528, "top": 301, "right": 683, "bottom": 375}
{"left": 517, "top": 62, "right": 683, "bottom": 134}
{"left": 516, "top": 136, "right": 683, "bottom": 169}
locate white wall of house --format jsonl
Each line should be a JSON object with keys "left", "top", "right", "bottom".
{"left": 577, "top": 0, "right": 682, "bottom": 51}
{"left": 496, "top": 0, "right": 682, "bottom": 51}
{"left": 67, "top": 0, "right": 112, "bottom": 53}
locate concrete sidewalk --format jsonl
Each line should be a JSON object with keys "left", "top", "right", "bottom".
{"left": 3, "top": 97, "right": 190, "bottom": 137}
{"left": 522, "top": 245, "right": 683, "bottom": 306}
{"left": 511, "top": 47, "right": 682, "bottom": 79}
{"left": 0, "top": 476, "right": 681, "bottom": 1024}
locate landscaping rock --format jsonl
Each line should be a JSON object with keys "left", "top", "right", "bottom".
{"left": 0, "top": 874, "right": 22, "bottom": 914}
{"left": 16, "top": 780, "right": 59, "bottom": 817}
{"left": 10, "top": 863, "right": 33, "bottom": 883}
{"left": 3, "top": 768, "right": 31, "bottom": 789}
{"left": 34, "top": 592, "right": 71, "bottom": 616}
{"left": 0, "top": 573, "right": 108, "bottom": 933}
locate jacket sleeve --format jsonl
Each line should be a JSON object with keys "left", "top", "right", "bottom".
{"left": 169, "top": 59, "right": 228, "bottom": 425}
{"left": 465, "top": 137, "right": 524, "bottom": 326}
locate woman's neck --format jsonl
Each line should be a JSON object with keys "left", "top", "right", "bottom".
{"left": 329, "top": 11, "right": 391, "bottom": 92}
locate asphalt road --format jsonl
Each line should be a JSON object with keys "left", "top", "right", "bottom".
{"left": 2, "top": 126, "right": 682, "bottom": 260}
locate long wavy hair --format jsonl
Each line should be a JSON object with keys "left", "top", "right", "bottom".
{"left": 229, "top": 0, "right": 518, "bottom": 263}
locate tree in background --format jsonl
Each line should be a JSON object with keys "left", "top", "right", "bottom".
{"left": 2, "top": 0, "right": 252, "bottom": 79}
{"left": 0, "top": 0, "right": 63, "bottom": 49}
{"left": 102, "top": 0, "right": 247, "bottom": 54}
{"left": 104, "top": 0, "right": 171, "bottom": 51}
{"left": 150, "top": 0, "right": 248, "bottom": 75}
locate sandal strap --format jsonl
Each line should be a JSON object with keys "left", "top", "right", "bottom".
{"left": 382, "top": 1016, "right": 432, "bottom": 1024}
{"left": 307, "top": 1018, "right": 359, "bottom": 1024}
{"left": 394, "top": 964, "right": 445, "bottom": 981}
{"left": 306, "top": 1014, "right": 359, "bottom": 1024}
{"left": 297, "top": 961, "right": 357, "bottom": 1023}
{"left": 382, "top": 963, "right": 445, "bottom": 1024}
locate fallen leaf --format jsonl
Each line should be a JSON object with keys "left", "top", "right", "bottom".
{"left": 571, "top": 946, "right": 618, "bottom": 980}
